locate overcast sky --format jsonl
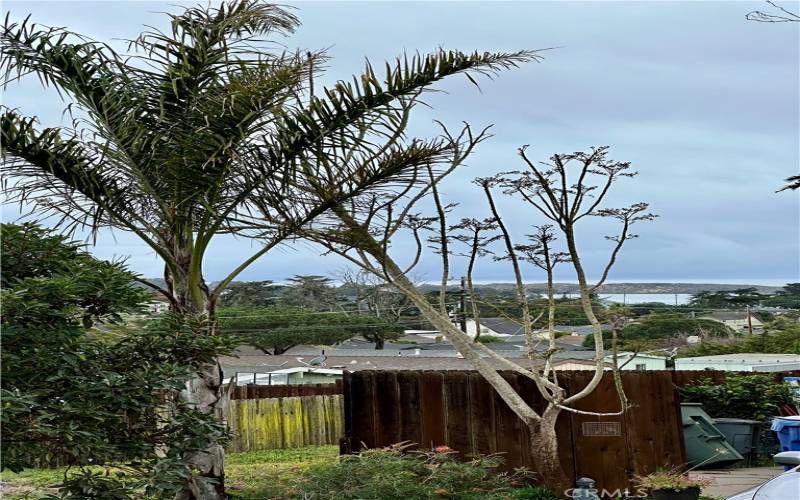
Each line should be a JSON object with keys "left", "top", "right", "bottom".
{"left": 2, "top": 1, "right": 798, "bottom": 284}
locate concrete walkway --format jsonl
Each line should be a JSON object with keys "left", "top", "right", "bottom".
{"left": 690, "top": 466, "right": 784, "bottom": 498}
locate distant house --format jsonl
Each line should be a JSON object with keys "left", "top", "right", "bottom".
{"left": 146, "top": 298, "right": 170, "bottom": 314}
{"left": 225, "top": 367, "right": 343, "bottom": 386}
{"left": 549, "top": 351, "right": 668, "bottom": 371}
{"left": 675, "top": 354, "right": 800, "bottom": 372}
{"left": 463, "top": 318, "right": 605, "bottom": 339}
{"left": 698, "top": 312, "right": 763, "bottom": 333}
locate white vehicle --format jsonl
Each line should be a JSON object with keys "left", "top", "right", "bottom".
{"left": 727, "top": 452, "right": 800, "bottom": 500}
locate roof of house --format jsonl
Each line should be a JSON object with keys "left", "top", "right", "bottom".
{"left": 699, "top": 312, "right": 763, "bottom": 323}
{"left": 676, "top": 353, "right": 800, "bottom": 364}
{"left": 552, "top": 335, "right": 587, "bottom": 346}
{"left": 220, "top": 354, "right": 539, "bottom": 374}
{"left": 480, "top": 318, "right": 526, "bottom": 336}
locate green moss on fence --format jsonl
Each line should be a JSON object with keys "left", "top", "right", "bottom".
{"left": 227, "top": 395, "right": 344, "bottom": 452}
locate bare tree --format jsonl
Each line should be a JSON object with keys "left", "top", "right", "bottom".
{"left": 297, "top": 129, "right": 654, "bottom": 493}
{"left": 747, "top": 0, "right": 800, "bottom": 22}
{"left": 513, "top": 225, "right": 571, "bottom": 372}
{"left": 449, "top": 218, "right": 499, "bottom": 340}
{"left": 339, "top": 268, "right": 411, "bottom": 349}
{"left": 745, "top": 1, "right": 798, "bottom": 192}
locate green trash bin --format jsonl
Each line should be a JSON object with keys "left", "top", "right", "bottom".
{"left": 713, "top": 418, "right": 762, "bottom": 465}
{"left": 681, "top": 403, "right": 743, "bottom": 468}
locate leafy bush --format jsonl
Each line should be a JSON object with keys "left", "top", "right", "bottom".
{"left": 679, "top": 374, "right": 796, "bottom": 421}
{"left": 583, "top": 313, "right": 733, "bottom": 349}
{"left": 288, "top": 447, "right": 543, "bottom": 499}
{"left": 677, "top": 318, "right": 800, "bottom": 357}
{"left": 477, "top": 335, "right": 503, "bottom": 343}
{"left": 1, "top": 223, "right": 236, "bottom": 498}
{"left": 633, "top": 468, "right": 710, "bottom": 492}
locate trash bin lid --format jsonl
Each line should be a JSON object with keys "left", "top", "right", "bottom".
{"left": 715, "top": 418, "right": 761, "bottom": 424}
{"left": 772, "top": 416, "right": 800, "bottom": 432}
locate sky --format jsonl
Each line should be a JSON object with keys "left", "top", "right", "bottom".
{"left": 2, "top": 1, "right": 799, "bottom": 285}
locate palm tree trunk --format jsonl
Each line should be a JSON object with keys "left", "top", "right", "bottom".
{"left": 169, "top": 264, "right": 227, "bottom": 500}
{"left": 176, "top": 362, "right": 227, "bottom": 500}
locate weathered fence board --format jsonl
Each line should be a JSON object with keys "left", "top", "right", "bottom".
{"left": 227, "top": 394, "right": 343, "bottom": 452}
{"left": 230, "top": 380, "right": 342, "bottom": 400}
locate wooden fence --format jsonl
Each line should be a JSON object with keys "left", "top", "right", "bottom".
{"left": 341, "top": 369, "right": 800, "bottom": 492}
{"left": 230, "top": 380, "right": 343, "bottom": 400}
{"left": 227, "top": 394, "right": 344, "bottom": 452}
{"left": 342, "top": 370, "right": 686, "bottom": 493}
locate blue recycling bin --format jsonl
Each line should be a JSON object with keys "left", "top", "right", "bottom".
{"left": 771, "top": 416, "right": 800, "bottom": 470}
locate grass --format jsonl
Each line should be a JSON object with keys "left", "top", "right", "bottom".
{"left": 226, "top": 446, "right": 338, "bottom": 499}
{"left": 0, "top": 446, "right": 339, "bottom": 500}
{"left": 0, "top": 466, "right": 68, "bottom": 499}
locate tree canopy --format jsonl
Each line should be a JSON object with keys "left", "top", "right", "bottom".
{"left": 218, "top": 280, "right": 285, "bottom": 308}
{"left": 280, "top": 275, "right": 342, "bottom": 311}
{"left": 583, "top": 312, "right": 733, "bottom": 348}
{"left": 218, "top": 306, "right": 403, "bottom": 354}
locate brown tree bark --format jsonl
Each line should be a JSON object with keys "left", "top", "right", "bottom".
{"left": 527, "top": 412, "right": 572, "bottom": 496}
{"left": 168, "top": 262, "right": 227, "bottom": 500}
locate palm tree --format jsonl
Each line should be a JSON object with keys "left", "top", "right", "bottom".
{"left": 0, "top": 1, "right": 538, "bottom": 497}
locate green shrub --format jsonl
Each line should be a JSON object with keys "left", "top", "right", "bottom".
{"left": 477, "top": 335, "right": 503, "bottom": 343}
{"left": 508, "top": 485, "right": 560, "bottom": 499}
{"left": 289, "top": 447, "right": 544, "bottom": 499}
{"left": 679, "top": 374, "right": 796, "bottom": 421}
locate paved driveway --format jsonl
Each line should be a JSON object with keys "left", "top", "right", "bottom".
{"left": 690, "top": 467, "right": 784, "bottom": 498}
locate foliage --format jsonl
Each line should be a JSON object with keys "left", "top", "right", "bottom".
{"left": 1, "top": 223, "right": 236, "bottom": 497}
{"left": 689, "top": 288, "right": 765, "bottom": 308}
{"left": 280, "top": 275, "right": 342, "bottom": 311}
{"left": 1, "top": 446, "right": 341, "bottom": 500}
{"left": 218, "top": 281, "right": 286, "bottom": 308}
{"left": 762, "top": 283, "right": 800, "bottom": 309}
{"left": 2, "top": 446, "right": 555, "bottom": 500}
{"left": 476, "top": 335, "right": 503, "bottom": 343}
{"left": 679, "top": 374, "right": 796, "bottom": 421}
{"left": 584, "top": 313, "right": 733, "bottom": 348}
{"left": 625, "top": 302, "right": 692, "bottom": 318}
{"left": 288, "top": 447, "right": 539, "bottom": 500}
{"left": 677, "top": 317, "right": 800, "bottom": 357}
{"left": 633, "top": 468, "right": 709, "bottom": 492}
{"left": 507, "top": 486, "right": 560, "bottom": 499}
{"left": 339, "top": 270, "right": 412, "bottom": 348}
{"left": 475, "top": 295, "right": 606, "bottom": 327}
{"left": 218, "top": 306, "right": 404, "bottom": 355}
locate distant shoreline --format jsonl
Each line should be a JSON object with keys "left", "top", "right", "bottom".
{"left": 419, "top": 282, "right": 787, "bottom": 294}
{"left": 137, "top": 278, "right": 790, "bottom": 295}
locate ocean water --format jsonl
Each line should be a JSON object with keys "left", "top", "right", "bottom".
{"left": 560, "top": 293, "right": 691, "bottom": 305}
{"left": 597, "top": 293, "right": 691, "bottom": 305}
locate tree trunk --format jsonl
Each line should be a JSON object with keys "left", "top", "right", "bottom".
{"left": 169, "top": 264, "right": 227, "bottom": 500}
{"left": 527, "top": 413, "right": 571, "bottom": 497}
{"left": 374, "top": 338, "right": 385, "bottom": 350}
{"left": 176, "top": 362, "right": 226, "bottom": 500}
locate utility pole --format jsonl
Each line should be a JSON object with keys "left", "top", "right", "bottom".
{"left": 459, "top": 276, "right": 468, "bottom": 334}
{"left": 746, "top": 305, "right": 754, "bottom": 335}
